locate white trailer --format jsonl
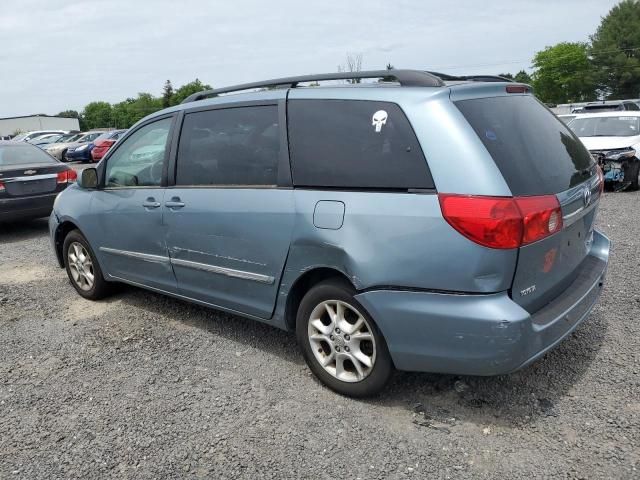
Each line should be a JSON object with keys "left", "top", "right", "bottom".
{"left": 0, "top": 115, "right": 80, "bottom": 137}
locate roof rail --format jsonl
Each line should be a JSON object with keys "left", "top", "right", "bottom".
{"left": 181, "top": 70, "right": 445, "bottom": 103}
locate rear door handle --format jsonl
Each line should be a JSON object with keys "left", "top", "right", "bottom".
{"left": 142, "top": 197, "right": 161, "bottom": 209}
{"left": 165, "top": 197, "right": 185, "bottom": 209}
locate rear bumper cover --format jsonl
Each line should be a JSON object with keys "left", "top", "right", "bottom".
{"left": 0, "top": 193, "right": 58, "bottom": 222}
{"left": 355, "top": 230, "right": 610, "bottom": 376}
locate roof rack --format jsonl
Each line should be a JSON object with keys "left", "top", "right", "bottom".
{"left": 181, "top": 69, "right": 515, "bottom": 104}
{"left": 181, "top": 70, "right": 445, "bottom": 103}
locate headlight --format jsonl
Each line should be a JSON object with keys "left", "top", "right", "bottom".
{"left": 605, "top": 148, "right": 636, "bottom": 160}
{"left": 76, "top": 145, "right": 88, "bottom": 152}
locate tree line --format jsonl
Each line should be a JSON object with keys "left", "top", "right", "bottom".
{"left": 499, "top": 0, "right": 640, "bottom": 104}
{"left": 57, "top": 79, "right": 211, "bottom": 131}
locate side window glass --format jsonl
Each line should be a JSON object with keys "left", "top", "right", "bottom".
{"left": 176, "top": 106, "right": 279, "bottom": 186}
{"left": 104, "top": 117, "right": 172, "bottom": 188}
{"left": 287, "top": 100, "right": 434, "bottom": 189}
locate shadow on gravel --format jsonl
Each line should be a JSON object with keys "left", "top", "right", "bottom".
{"left": 371, "top": 307, "right": 608, "bottom": 428}
{"left": 105, "top": 285, "right": 303, "bottom": 367}
{"left": 0, "top": 218, "right": 49, "bottom": 244}
{"left": 108, "top": 280, "right": 607, "bottom": 428}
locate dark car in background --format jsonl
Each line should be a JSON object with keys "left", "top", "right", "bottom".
{"left": 0, "top": 141, "right": 77, "bottom": 222}
{"left": 65, "top": 131, "right": 109, "bottom": 162}
{"left": 90, "top": 130, "right": 127, "bottom": 162}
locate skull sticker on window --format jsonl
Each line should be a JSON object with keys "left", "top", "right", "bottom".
{"left": 372, "top": 110, "right": 388, "bottom": 133}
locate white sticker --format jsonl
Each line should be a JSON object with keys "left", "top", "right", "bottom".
{"left": 372, "top": 110, "right": 388, "bottom": 132}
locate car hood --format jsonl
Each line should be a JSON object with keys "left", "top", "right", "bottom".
{"left": 68, "top": 142, "right": 90, "bottom": 150}
{"left": 579, "top": 135, "right": 640, "bottom": 151}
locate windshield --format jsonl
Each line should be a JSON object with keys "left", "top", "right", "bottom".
{"left": 0, "top": 144, "right": 57, "bottom": 166}
{"left": 35, "top": 134, "right": 63, "bottom": 144}
{"left": 569, "top": 116, "right": 640, "bottom": 137}
{"left": 12, "top": 133, "right": 28, "bottom": 141}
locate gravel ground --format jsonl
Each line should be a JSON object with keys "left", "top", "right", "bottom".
{"left": 0, "top": 190, "right": 638, "bottom": 479}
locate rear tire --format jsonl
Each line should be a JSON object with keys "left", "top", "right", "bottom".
{"left": 63, "top": 230, "right": 111, "bottom": 300}
{"left": 296, "top": 278, "right": 393, "bottom": 397}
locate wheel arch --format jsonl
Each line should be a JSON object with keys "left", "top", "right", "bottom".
{"left": 53, "top": 220, "right": 82, "bottom": 267}
{"left": 283, "top": 267, "right": 356, "bottom": 331}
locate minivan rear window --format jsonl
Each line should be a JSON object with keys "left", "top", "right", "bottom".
{"left": 456, "top": 95, "right": 594, "bottom": 196}
{"left": 288, "top": 100, "right": 434, "bottom": 190}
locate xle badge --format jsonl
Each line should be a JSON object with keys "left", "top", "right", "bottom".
{"left": 520, "top": 285, "right": 536, "bottom": 296}
{"left": 372, "top": 110, "right": 388, "bottom": 132}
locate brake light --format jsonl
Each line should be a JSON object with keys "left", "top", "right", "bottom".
{"left": 0, "top": 181, "right": 4, "bottom": 193}
{"left": 438, "top": 194, "right": 563, "bottom": 249}
{"left": 506, "top": 85, "right": 529, "bottom": 94}
{"left": 56, "top": 169, "right": 77, "bottom": 184}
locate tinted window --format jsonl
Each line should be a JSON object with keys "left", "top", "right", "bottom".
{"left": 0, "top": 144, "right": 57, "bottom": 166}
{"left": 176, "top": 106, "right": 279, "bottom": 186}
{"left": 105, "top": 118, "right": 171, "bottom": 187}
{"left": 288, "top": 100, "right": 433, "bottom": 189}
{"left": 456, "top": 95, "right": 594, "bottom": 195}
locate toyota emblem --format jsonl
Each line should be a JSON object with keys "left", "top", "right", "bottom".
{"left": 583, "top": 187, "right": 592, "bottom": 207}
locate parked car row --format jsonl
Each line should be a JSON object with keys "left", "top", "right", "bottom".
{"left": 43, "top": 129, "right": 126, "bottom": 163}
{"left": 8, "top": 129, "right": 127, "bottom": 163}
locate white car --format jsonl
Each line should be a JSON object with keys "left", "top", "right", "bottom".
{"left": 11, "top": 130, "right": 68, "bottom": 142}
{"left": 569, "top": 111, "right": 640, "bottom": 190}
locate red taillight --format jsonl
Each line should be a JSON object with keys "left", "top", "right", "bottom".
{"left": 438, "top": 194, "right": 563, "bottom": 249}
{"left": 56, "top": 169, "right": 77, "bottom": 184}
{"left": 0, "top": 180, "right": 4, "bottom": 193}
{"left": 515, "top": 196, "right": 563, "bottom": 245}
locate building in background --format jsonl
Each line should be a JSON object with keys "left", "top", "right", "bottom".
{"left": 0, "top": 115, "right": 80, "bottom": 137}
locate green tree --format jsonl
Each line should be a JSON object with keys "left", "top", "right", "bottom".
{"left": 531, "top": 42, "right": 596, "bottom": 104}
{"left": 590, "top": 0, "right": 640, "bottom": 99}
{"left": 171, "top": 79, "right": 212, "bottom": 105}
{"left": 514, "top": 70, "right": 532, "bottom": 84}
{"left": 498, "top": 72, "right": 515, "bottom": 80}
{"left": 162, "top": 80, "right": 174, "bottom": 108}
{"left": 82, "top": 101, "right": 113, "bottom": 129}
{"left": 56, "top": 110, "right": 85, "bottom": 130}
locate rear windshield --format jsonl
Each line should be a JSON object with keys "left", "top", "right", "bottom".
{"left": 569, "top": 116, "right": 640, "bottom": 137}
{"left": 456, "top": 95, "right": 594, "bottom": 196}
{"left": 0, "top": 145, "right": 57, "bottom": 166}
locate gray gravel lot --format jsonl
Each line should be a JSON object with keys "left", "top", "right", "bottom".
{"left": 1, "top": 190, "right": 638, "bottom": 479}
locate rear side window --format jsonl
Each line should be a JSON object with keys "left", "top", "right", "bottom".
{"left": 176, "top": 106, "right": 279, "bottom": 186}
{"left": 288, "top": 100, "right": 434, "bottom": 189}
{"left": 456, "top": 95, "right": 594, "bottom": 196}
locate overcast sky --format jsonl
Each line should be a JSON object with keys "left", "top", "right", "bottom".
{"left": 1, "top": 0, "right": 619, "bottom": 117}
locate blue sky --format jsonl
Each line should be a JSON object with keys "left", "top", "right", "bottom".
{"left": 0, "top": 0, "right": 619, "bottom": 116}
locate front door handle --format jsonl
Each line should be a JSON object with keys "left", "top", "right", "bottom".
{"left": 142, "top": 197, "right": 161, "bottom": 209}
{"left": 165, "top": 197, "right": 185, "bottom": 209}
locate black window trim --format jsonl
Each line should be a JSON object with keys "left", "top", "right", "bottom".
{"left": 167, "top": 100, "right": 292, "bottom": 190}
{"left": 98, "top": 113, "right": 177, "bottom": 190}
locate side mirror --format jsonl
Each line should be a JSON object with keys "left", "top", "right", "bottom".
{"left": 78, "top": 167, "right": 98, "bottom": 189}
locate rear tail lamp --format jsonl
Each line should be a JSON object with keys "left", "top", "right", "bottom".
{"left": 0, "top": 181, "right": 4, "bottom": 193}
{"left": 506, "top": 85, "right": 529, "bottom": 94}
{"left": 438, "top": 194, "right": 563, "bottom": 249}
{"left": 57, "top": 169, "right": 78, "bottom": 184}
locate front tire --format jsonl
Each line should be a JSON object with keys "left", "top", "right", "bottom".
{"left": 296, "top": 279, "right": 393, "bottom": 397}
{"left": 628, "top": 161, "right": 640, "bottom": 191}
{"left": 63, "top": 230, "right": 111, "bottom": 300}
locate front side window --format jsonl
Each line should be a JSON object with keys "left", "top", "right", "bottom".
{"left": 104, "top": 117, "right": 172, "bottom": 187}
{"left": 176, "top": 106, "right": 280, "bottom": 186}
{"left": 287, "top": 100, "right": 434, "bottom": 189}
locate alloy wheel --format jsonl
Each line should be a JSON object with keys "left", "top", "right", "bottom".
{"left": 307, "top": 300, "right": 376, "bottom": 383}
{"left": 67, "top": 242, "right": 95, "bottom": 291}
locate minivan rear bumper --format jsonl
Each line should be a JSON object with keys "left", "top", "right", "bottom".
{"left": 354, "top": 230, "right": 610, "bottom": 376}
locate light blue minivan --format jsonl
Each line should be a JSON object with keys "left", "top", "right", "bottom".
{"left": 50, "top": 70, "right": 610, "bottom": 396}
